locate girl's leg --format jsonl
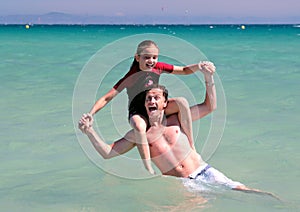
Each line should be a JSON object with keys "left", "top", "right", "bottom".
{"left": 130, "top": 114, "right": 155, "bottom": 175}
{"left": 165, "top": 97, "right": 195, "bottom": 150}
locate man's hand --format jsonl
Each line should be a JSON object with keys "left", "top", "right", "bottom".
{"left": 78, "top": 113, "right": 93, "bottom": 134}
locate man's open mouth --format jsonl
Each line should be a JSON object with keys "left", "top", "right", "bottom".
{"left": 148, "top": 106, "right": 157, "bottom": 112}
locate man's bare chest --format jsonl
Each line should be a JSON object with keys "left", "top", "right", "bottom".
{"left": 147, "top": 126, "right": 180, "bottom": 149}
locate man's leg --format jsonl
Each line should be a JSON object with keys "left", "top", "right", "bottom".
{"left": 233, "top": 185, "right": 282, "bottom": 201}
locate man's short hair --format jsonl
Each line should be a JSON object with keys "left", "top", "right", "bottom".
{"left": 145, "top": 84, "right": 168, "bottom": 102}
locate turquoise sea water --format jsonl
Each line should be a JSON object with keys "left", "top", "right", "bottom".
{"left": 0, "top": 25, "right": 299, "bottom": 211}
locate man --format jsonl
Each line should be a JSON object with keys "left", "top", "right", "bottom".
{"left": 78, "top": 62, "right": 279, "bottom": 198}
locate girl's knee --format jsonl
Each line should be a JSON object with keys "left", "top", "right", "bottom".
{"left": 130, "top": 115, "right": 147, "bottom": 132}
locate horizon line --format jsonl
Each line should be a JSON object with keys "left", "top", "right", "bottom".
{"left": 1, "top": 13, "right": 299, "bottom": 25}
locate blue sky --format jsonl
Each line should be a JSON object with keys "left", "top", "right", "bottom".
{"left": 1, "top": 0, "right": 299, "bottom": 16}
{"left": 1, "top": 0, "right": 299, "bottom": 23}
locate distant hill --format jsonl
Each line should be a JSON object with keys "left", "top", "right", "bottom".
{"left": 0, "top": 12, "right": 91, "bottom": 25}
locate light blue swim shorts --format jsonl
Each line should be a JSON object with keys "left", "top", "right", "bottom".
{"left": 188, "top": 164, "right": 244, "bottom": 189}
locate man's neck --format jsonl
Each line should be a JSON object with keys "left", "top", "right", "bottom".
{"left": 148, "top": 110, "right": 166, "bottom": 127}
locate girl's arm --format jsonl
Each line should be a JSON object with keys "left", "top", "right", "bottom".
{"left": 89, "top": 88, "right": 119, "bottom": 115}
{"left": 171, "top": 63, "right": 202, "bottom": 75}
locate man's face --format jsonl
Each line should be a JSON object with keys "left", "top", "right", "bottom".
{"left": 145, "top": 88, "right": 167, "bottom": 116}
{"left": 135, "top": 46, "right": 159, "bottom": 71}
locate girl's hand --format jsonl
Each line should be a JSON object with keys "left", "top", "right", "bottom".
{"left": 198, "top": 61, "right": 216, "bottom": 75}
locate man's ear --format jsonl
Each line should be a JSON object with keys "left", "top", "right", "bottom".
{"left": 135, "top": 53, "right": 140, "bottom": 62}
{"left": 163, "top": 100, "right": 168, "bottom": 109}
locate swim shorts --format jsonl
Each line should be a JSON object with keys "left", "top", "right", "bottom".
{"left": 188, "top": 164, "right": 244, "bottom": 189}
{"left": 128, "top": 91, "right": 148, "bottom": 121}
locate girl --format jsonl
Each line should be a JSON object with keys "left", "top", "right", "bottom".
{"left": 84, "top": 40, "right": 207, "bottom": 174}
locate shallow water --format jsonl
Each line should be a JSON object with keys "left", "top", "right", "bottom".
{"left": 0, "top": 24, "right": 299, "bottom": 211}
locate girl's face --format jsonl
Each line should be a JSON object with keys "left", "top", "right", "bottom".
{"left": 135, "top": 45, "right": 159, "bottom": 71}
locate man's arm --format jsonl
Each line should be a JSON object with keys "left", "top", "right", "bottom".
{"left": 79, "top": 114, "right": 136, "bottom": 159}
{"left": 190, "top": 62, "right": 217, "bottom": 121}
